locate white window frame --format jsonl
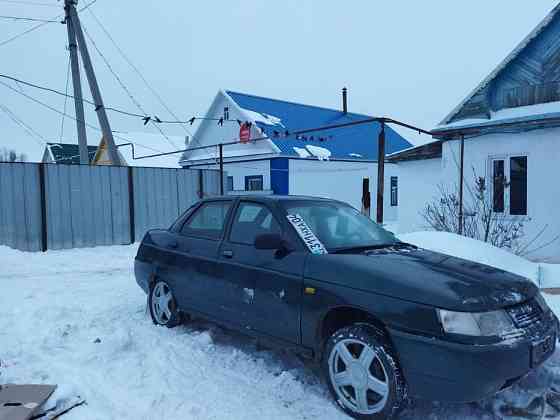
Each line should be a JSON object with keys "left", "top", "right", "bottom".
{"left": 487, "top": 153, "right": 528, "bottom": 217}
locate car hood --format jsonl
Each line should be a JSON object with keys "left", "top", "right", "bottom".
{"left": 305, "top": 247, "right": 537, "bottom": 312}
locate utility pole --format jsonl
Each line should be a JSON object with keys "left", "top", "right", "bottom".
{"left": 458, "top": 134, "right": 465, "bottom": 235}
{"left": 219, "top": 143, "right": 224, "bottom": 195}
{"left": 64, "top": 0, "right": 88, "bottom": 164}
{"left": 376, "top": 121, "right": 386, "bottom": 224}
{"left": 64, "top": 0, "right": 121, "bottom": 165}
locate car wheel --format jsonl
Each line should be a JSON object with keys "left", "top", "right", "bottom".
{"left": 148, "top": 280, "right": 182, "bottom": 328}
{"left": 323, "top": 324, "right": 406, "bottom": 420}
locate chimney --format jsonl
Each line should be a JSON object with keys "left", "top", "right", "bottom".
{"left": 342, "top": 87, "right": 348, "bottom": 113}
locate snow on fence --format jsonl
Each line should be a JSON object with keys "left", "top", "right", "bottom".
{"left": 0, "top": 162, "right": 222, "bottom": 252}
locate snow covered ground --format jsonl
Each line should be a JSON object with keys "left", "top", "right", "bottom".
{"left": 1, "top": 244, "right": 559, "bottom": 419}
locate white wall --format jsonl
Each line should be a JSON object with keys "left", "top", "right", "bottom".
{"left": 398, "top": 127, "right": 560, "bottom": 262}
{"left": 194, "top": 159, "right": 271, "bottom": 192}
{"left": 444, "top": 128, "right": 560, "bottom": 262}
{"left": 288, "top": 159, "right": 399, "bottom": 223}
{"left": 396, "top": 158, "right": 442, "bottom": 233}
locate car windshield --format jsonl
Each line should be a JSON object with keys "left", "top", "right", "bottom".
{"left": 281, "top": 200, "right": 399, "bottom": 251}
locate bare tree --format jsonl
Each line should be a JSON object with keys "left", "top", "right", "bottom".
{"left": 0, "top": 148, "right": 27, "bottom": 162}
{"left": 422, "top": 169, "right": 558, "bottom": 256}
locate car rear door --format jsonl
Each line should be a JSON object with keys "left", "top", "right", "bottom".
{"left": 219, "top": 200, "right": 305, "bottom": 344}
{"left": 172, "top": 199, "right": 234, "bottom": 319}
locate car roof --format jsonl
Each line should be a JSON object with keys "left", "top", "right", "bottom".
{"left": 203, "top": 194, "right": 336, "bottom": 203}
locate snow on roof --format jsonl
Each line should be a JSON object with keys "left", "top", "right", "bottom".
{"left": 440, "top": 4, "right": 560, "bottom": 125}
{"left": 305, "top": 145, "right": 331, "bottom": 161}
{"left": 436, "top": 101, "right": 560, "bottom": 132}
{"left": 293, "top": 147, "right": 311, "bottom": 158}
{"left": 115, "top": 132, "right": 186, "bottom": 168}
{"left": 239, "top": 108, "right": 285, "bottom": 128}
{"left": 225, "top": 91, "right": 413, "bottom": 160}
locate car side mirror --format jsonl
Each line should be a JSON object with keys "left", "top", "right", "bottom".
{"left": 254, "top": 233, "right": 293, "bottom": 253}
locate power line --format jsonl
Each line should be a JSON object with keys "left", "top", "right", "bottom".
{"left": 0, "top": 0, "right": 58, "bottom": 7}
{"left": 0, "top": 78, "right": 110, "bottom": 141}
{"left": 87, "top": 8, "right": 194, "bottom": 137}
{"left": 0, "top": 79, "right": 169, "bottom": 155}
{"left": 0, "top": 103, "right": 47, "bottom": 146}
{"left": 81, "top": 23, "right": 179, "bottom": 150}
{"left": 0, "top": 20, "right": 51, "bottom": 47}
{"left": 0, "top": 0, "right": 97, "bottom": 48}
{"left": 0, "top": 73, "right": 244, "bottom": 126}
{"left": 59, "top": 56, "right": 71, "bottom": 142}
{"left": 0, "top": 15, "right": 60, "bottom": 23}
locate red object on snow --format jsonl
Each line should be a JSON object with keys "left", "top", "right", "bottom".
{"left": 239, "top": 123, "right": 251, "bottom": 143}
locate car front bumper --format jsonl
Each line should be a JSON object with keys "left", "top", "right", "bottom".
{"left": 389, "top": 313, "right": 559, "bottom": 402}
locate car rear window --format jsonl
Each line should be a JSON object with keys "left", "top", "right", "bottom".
{"left": 181, "top": 201, "right": 232, "bottom": 240}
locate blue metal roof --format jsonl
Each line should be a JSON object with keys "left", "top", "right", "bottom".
{"left": 226, "top": 91, "right": 412, "bottom": 160}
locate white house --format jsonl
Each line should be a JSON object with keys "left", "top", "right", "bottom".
{"left": 389, "top": 3, "right": 560, "bottom": 262}
{"left": 180, "top": 90, "right": 413, "bottom": 223}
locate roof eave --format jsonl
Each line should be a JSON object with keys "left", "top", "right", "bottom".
{"left": 440, "top": 4, "right": 560, "bottom": 126}
{"left": 433, "top": 112, "right": 560, "bottom": 138}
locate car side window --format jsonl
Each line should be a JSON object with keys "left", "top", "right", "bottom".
{"left": 229, "top": 202, "right": 281, "bottom": 246}
{"left": 181, "top": 201, "right": 232, "bottom": 240}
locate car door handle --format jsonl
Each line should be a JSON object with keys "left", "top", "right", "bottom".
{"left": 222, "top": 250, "right": 233, "bottom": 258}
{"left": 168, "top": 240, "right": 178, "bottom": 249}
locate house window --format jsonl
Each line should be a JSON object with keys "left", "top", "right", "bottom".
{"left": 390, "top": 176, "right": 398, "bottom": 206}
{"left": 227, "top": 176, "right": 234, "bottom": 192}
{"left": 245, "top": 175, "right": 263, "bottom": 191}
{"left": 510, "top": 156, "right": 527, "bottom": 216}
{"left": 492, "top": 160, "right": 505, "bottom": 213}
{"left": 224, "top": 107, "right": 229, "bottom": 121}
{"left": 490, "top": 156, "right": 527, "bottom": 216}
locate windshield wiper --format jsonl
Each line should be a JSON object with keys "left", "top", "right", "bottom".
{"left": 330, "top": 242, "right": 417, "bottom": 254}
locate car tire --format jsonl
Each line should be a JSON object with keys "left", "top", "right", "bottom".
{"left": 148, "top": 280, "right": 182, "bottom": 328}
{"left": 323, "top": 324, "right": 406, "bottom": 420}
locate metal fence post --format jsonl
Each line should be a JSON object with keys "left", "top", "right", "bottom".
{"left": 128, "top": 166, "right": 135, "bottom": 244}
{"left": 198, "top": 169, "right": 204, "bottom": 199}
{"left": 38, "top": 163, "right": 48, "bottom": 252}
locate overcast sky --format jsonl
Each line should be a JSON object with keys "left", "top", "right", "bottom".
{"left": 0, "top": 0, "right": 558, "bottom": 159}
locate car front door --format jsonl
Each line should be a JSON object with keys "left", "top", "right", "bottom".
{"left": 172, "top": 199, "right": 234, "bottom": 320}
{"left": 219, "top": 200, "right": 305, "bottom": 344}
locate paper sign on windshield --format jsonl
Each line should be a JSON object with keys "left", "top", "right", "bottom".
{"left": 286, "top": 214, "right": 328, "bottom": 255}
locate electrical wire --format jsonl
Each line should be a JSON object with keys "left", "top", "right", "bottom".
{"left": 0, "top": 73, "right": 244, "bottom": 125}
{"left": 0, "top": 0, "right": 97, "bottom": 48}
{"left": 0, "top": 103, "right": 47, "bottom": 146}
{"left": 0, "top": 80, "right": 171, "bottom": 156}
{"left": 0, "top": 15, "right": 60, "bottom": 23}
{"left": 87, "top": 8, "right": 194, "bottom": 137}
{"left": 81, "top": 23, "right": 179, "bottom": 150}
{"left": 0, "top": 0, "right": 58, "bottom": 7}
{"left": 59, "top": 56, "right": 71, "bottom": 142}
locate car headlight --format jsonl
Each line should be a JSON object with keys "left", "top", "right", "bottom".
{"left": 438, "top": 309, "right": 516, "bottom": 337}
{"left": 535, "top": 292, "right": 550, "bottom": 314}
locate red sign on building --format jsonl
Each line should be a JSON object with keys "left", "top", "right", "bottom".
{"left": 239, "top": 123, "right": 251, "bottom": 143}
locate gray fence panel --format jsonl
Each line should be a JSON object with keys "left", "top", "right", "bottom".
{"left": 23, "top": 164, "right": 42, "bottom": 252}
{"left": 0, "top": 163, "right": 42, "bottom": 252}
{"left": 177, "top": 169, "right": 199, "bottom": 213}
{"left": 202, "top": 170, "right": 221, "bottom": 197}
{"left": 111, "top": 166, "right": 130, "bottom": 245}
{"left": 133, "top": 167, "right": 182, "bottom": 240}
{"left": 1, "top": 163, "right": 220, "bottom": 251}
{"left": 0, "top": 165, "right": 5, "bottom": 248}
{"left": 45, "top": 164, "right": 130, "bottom": 249}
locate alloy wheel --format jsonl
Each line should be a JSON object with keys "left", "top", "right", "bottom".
{"left": 151, "top": 281, "right": 174, "bottom": 325}
{"left": 328, "top": 338, "right": 389, "bottom": 415}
